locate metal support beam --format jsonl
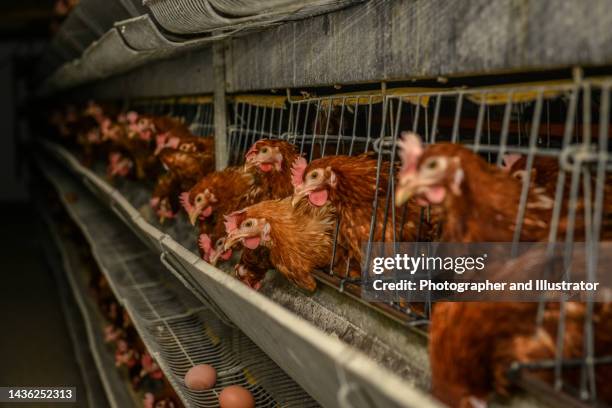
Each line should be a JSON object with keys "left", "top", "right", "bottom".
{"left": 213, "top": 41, "right": 228, "bottom": 170}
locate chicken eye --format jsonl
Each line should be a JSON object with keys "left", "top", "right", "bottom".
{"left": 513, "top": 170, "right": 526, "bottom": 181}
{"left": 310, "top": 172, "right": 318, "bottom": 180}
{"left": 243, "top": 220, "right": 253, "bottom": 228}
{"left": 215, "top": 238, "right": 224, "bottom": 247}
{"left": 426, "top": 159, "right": 438, "bottom": 170}
{"left": 195, "top": 194, "right": 204, "bottom": 204}
{"left": 261, "top": 147, "right": 268, "bottom": 154}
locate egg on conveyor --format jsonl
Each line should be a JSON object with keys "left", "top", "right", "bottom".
{"left": 184, "top": 364, "right": 217, "bottom": 390}
{"left": 218, "top": 385, "right": 255, "bottom": 408}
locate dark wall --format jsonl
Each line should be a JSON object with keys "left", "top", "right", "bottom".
{"left": 0, "top": 42, "right": 46, "bottom": 202}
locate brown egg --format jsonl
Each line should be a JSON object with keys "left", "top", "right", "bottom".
{"left": 218, "top": 385, "right": 255, "bottom": 408}
{"left": 184, "top": 364, "right": 217, "bottom": 390}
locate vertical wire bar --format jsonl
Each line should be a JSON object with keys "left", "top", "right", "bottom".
{"left": 554, "top": 87, "right": 586, "bottom": 392}
{"left": 259, "top": 106, "right": 268, "bottom": 140}
{"left": 424, "top": 102, "right": 429, "bottom": 143}
{"left": 364, "top": 96, "right": 389, "bottom": 281}
{"left": 495, "top": 93, "right": 515, "bottom": 167}
{"left": 586, "top": 83, "right": 610, "bottom": 401}
{"left": 546, "top": 100, "right": 551, "bottom": 147}
{"left": 278, "top": 107, "right": 286, "bottom": 143}
{"left": 308, "top": 101, "right": 320, "bottom": 160}
{"left": 379, "top": 98, "right": 396, "bottom": 242}
{"left": 232, "top": 102, "right": 245, "bottom": 164}
{"left": 349, "top": 100, "right": 359, "bottom": 155}
{"left": 299, "top": 100, "right": 311, "bottom": 146}
{"left": 335, "top": 97, "right": 347, "bottom": 155}
{"left": 364, "top": 96, "right": 373, "bottom": 152}
{"left": 577, "top": 82, "right": 595, "bottom": 400}
{"left": 328, "top": 218, "right": 341, "bottom": 277}
{"left": 287, "top": 100, "right": 295, "bottom": 142}
{"left": 431, "top": 94, "right": 442, "bottom": 143}
{"left": 385, "top": 98, "right": 404, "bottom": 248}
{"left": 277, "top": 104, "right": 285, "bottom": 141}
{"left": 406, "top": 97, "right": 421, "bottom": 243}
{"left": 536, "top": 87, "right": 579, "bottom": 328}
{"left": 451, "top": 92, "right": 463, "bottom": 143}
{"left": 473, "top": 92, "right": 486, "bottom": 152}
{"left": 321, "top": 100, "right": 334, "bottom": 157}
{"left": 511, "top": 91, "right": 543, "bottom": 250}
{"left": 487, "top": 105, "right": 492, "bottom": 162}
{"left": 580, "top": 166, "right": 595, "bottom": 401}
{"left": 252, "top": 105, "right": 261, "bottom": 147}
{"left": 240, "top": 104, "right": 253, "bottom": 160}
{"left": 269, "top": 106, "right": 276, "bottom": 139}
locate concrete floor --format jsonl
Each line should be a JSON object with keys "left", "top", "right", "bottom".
{"left": 0, "top": 204, "right": 87, "bottom": 403}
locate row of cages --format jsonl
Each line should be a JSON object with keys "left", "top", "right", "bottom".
{"left": 58, "top": 77, "right": 612, "bottom": 406}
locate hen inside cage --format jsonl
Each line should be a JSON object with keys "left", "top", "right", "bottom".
{"left": 44, "top": 78, "right": 612, "bottom": 408}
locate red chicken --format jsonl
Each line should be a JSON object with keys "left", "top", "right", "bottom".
{"left": 232, "top": 247, "right": 273, "bottom": 290}
{"left": 244, "top": 139, "right": 300, "bottom": 199}
{"left": 198, "top": 221, "right": 233, "bottom": 265}
{"left": 182, "top": 166, "right": 255, "bottom": 226}
{"left": 223, "top": 197, "right": 335, "bottom": 291}
{"left": 503, "top": 153, "right": 612, "bottom": 232}
{"left": 395, "top": 133, "right": 559, "bottom": 242}
{"left": 502, "top": 154, "right": 560, "bottom": 195}
{"left": 291, "top": 153, "right": 424, "bottom": 277}
{"left": 181, "top": 166, "right": 256, "bottom": 262}
{"left": 107, "top": 151, "right": 134, "bottom": 179}
{"left": 73, "top": 101, "right": 114, "bottom": 166}
{"left": 150, "top": 144, "right": 215, "bottom": 222}
{"left": 395, "top": 132, "right": 612, "bottom": 407}
{"left": 151, "top": 173, "right": 180, "bottom": 222}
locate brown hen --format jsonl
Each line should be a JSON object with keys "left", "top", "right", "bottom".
{"left": 395, "top": 132, "right": 612, "bottom": 407}
{"left": 244, "top": 139, "right": 300, "bottom": 199}
{"left": 291, "top": 153, "right": 425, "bottom": 277}
{"left": 223, "top": 197, "right": 335, "bottom": 291}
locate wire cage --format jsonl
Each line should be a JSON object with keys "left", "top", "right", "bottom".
{"left": 43, "top": 156, "right": 320, "bottom": 408}
{"left": 227, "top": 79, "right": 612, "bottom": 405}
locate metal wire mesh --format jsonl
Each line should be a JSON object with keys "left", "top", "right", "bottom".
{"left": 227, "top": 79, "right": 612, "bottom": 405}
{"left": 43, "top": 157, "right": 320, "bottom": 408}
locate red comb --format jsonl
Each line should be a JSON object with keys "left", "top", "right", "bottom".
{"left": 224, "top": 210, "right": 246, "bottom": 233}
{"left": 502, "top": 154, "right": 522, "bottom": 171}
{"left": 179, "top": 192, "right": 193, "bottom": 213}
{"left": 398, "top": 132, "right": 423, "bottom": 174}
{"left": 109, "top": 152, "right": 121, "bottom": 164}
{"left": 154, "top": 134, "right": 166, "bottom": 155}
{"left": 245, "top": 140, "right": 263, "bottom": 160}
{"left": 168, "top": 136, "right": 180, "bottom": 149}
{"left": 198, "top": 234, "right": 212, "bottom": 254}
{"left": 291, "top": 156, "right": 307, "bottom": 188}
{"left": 126, "top": 111, "right": 138, "bottom": 124}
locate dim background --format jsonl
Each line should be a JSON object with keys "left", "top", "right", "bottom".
{"left": 0, "top": 0, "right": 86, "bottom": 391}
{"left": 0, "top": 1, "right": 54, "bottom": 202}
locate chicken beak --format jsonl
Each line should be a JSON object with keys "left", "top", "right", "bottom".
{"left": 223, "top": 232, "right": 248, "bottom": 252}
{"left": 395, "top": 175, "right": 418, "bottom": 206}
{"left": 395, "top": 187, "right": 412, "bottom": 207}
{"left": 209, "top": 250, "right": 222, "bottom": 266}
{"left": 291, "top": 185, "right": 314, "bottom": 207}
{"left": 209, "top": 251, "right": 219, "bottom": 266}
